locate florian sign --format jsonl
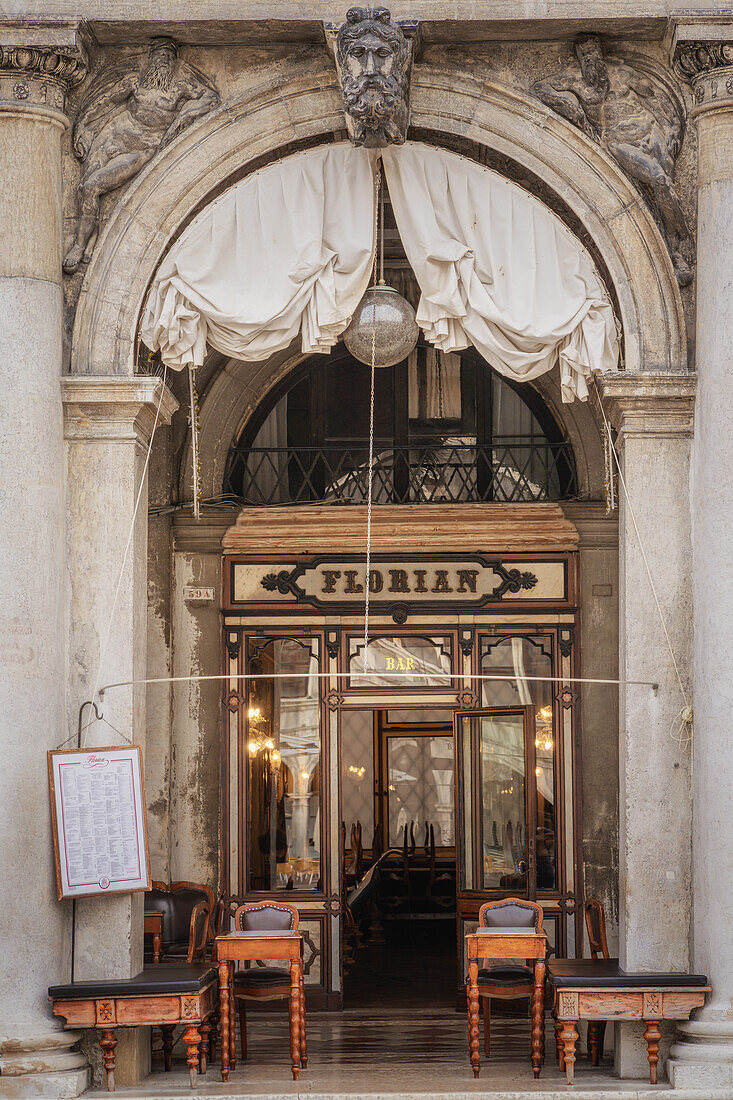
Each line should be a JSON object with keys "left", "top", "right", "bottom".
{"left": 228, "top": 555, "right": 569, "bottom": 617}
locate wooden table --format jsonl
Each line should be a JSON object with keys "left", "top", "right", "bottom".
{"left": 214, "top": 930, "right": 304, "bottom": 1082}
{"left": 144, "top": 911, "right": 164, "bottom": 964}
{"left": 49, "top": 964, "right": 217, "bottom": 1090}
{"left": 466, "top": 928, "right": 546, "bottom": 1079}
{"left": 548, "top": 958, "right": 711, "bottom": 1085}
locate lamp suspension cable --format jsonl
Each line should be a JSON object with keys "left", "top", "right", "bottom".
{"left": 188, "top": 366, "right": 202, "bottom": 522}
{"left": 363, "top": 164, "right": 381, "bottom": 674}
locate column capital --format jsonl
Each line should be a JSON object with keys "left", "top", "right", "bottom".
{"left": 595, "top": 370, "right": 696, "bottom": 440}
{"left": 0, "top": 20, "right": 90, "bottom": 116}
{"left": 669, "top": 18, "right": 733, "bottom": 118}
{"left": 62, "top": 376, "right": 179, "bottom": 448}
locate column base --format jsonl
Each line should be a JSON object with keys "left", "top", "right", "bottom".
{"left": 0, "top": 1029, "right": 89, "bottom": 1097}
{"left": 668, "top": 1019, "right": 733, "bottom": 1089}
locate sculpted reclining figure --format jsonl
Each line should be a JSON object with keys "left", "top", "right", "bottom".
{"left": 64, "top": 38, "right": 219, "bottom": 274}
{"left": 533, "top": 35, "right": 692, "bottom": 286}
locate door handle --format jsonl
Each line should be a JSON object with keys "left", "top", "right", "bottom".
{"left": 518, "top": 859, "right": 528, "bottom": 875}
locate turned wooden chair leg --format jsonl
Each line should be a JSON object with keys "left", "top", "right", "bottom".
{"left": 643, "top": 1019, "right": 661, "bottom": 1085}
{"left": 300, "top": 970, "right": 308, "bottom": 1069}
{"left": 99, "top": 1028, "right": 118, "bottom": 1093}
{"left": 161, "top": 1024, "right": 175, "bottom": 1072}
{"left": 208, "top": 1016, "right": 217, "bottom": 1063}
{"left": 228, "top": 966, "right": 237, "bottom": 1071}
{"left": 598, "top": 1020, "right": 607, "bottom": 1062}
{"left": 182, "top": 1023, "right": 202, "bottom": 1089}
{"left": 199, "top": 1020, "right": 211, "bottom": 1074}
{"left": 238, "top": 999, "right": 247, "bottom": 1061}
{"left": 482, "top": 996, "right": 490, "bottom": 1057}
{"left": 553, "top": 1013, "right": 565, "bottom": 1069}
{"left": 588, "top": 1021, "right": 601, "bottom": 1066}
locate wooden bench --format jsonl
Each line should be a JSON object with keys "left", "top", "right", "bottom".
{"left": 547, "top": 958, "right": 710, "bottom": 1085}
{"left": 49, "top": 963, "right": 218, "bottom": 1091}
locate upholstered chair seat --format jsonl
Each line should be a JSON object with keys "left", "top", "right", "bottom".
{"left": 477, "top": 964, "right": 534, "bottom": 986}
{"left": 234, "top": 966, "right": 291, "bottom": 989}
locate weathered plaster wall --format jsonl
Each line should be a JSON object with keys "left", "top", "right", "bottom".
{"left": 168, "top": 551, "right": 222, "bottom": 887}
{"left": 146, "top": 426, "right": 173, "bottom": 880}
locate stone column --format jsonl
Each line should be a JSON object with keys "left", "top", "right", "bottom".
{"left": 667, "top": 24, "right": 733, "bottom": 1090}
{"left": 0, "top": 25, "right": 90, "bottom": 1098}
{"left": 62, "top": 377, "right": 177, "bottom": 1087}
{"left": 597, "top": 373, "right": 695, "bottom": 1079}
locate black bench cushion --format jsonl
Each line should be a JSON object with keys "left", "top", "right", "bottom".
{"left": 234, "top": 966, "right": 290, "bottom": 990}
{"left": 49, "top": 964, "right": 217, "bottom": 1000}
{"left": 547, "top": 959, "right": 709, "bottom": 989}
{"left": 477, "top": 964, "right": 534, "bottom": 987}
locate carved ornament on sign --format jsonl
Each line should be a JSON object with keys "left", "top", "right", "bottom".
{"left": 257, "top": 556, "right": 540, "bottom": 614}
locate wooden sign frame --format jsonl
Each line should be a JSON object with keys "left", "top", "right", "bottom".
{"left": 48, "top": 745, "right": 151, "bottom": 900}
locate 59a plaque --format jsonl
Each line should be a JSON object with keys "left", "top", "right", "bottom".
{"left": 48, "top": 745, "right": 151, "bottom": 900}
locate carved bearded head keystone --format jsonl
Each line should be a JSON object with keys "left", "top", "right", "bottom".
{"left": 335, "top": 7, "right": 411, "bottom": 147}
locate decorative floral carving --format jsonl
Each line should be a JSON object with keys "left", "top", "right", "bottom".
{"left": 64, "top": 38, "right": 219, "bottom": 274}
{"left": 324, "top": 689, "right": 344, "bottom": 710}
{"left": 181, "top": 995, "right": 199, "bottom": 1019}
{"left": 95, "top": 1000, "right": 115, "bottom": 1023}
{"left": 559, "top": 627, "right": 575, "bottom": 659}
{"left": 261, "top": 568, "right": 299, "bottom": 596}
{"left": 491, "top": 564, "right": 538, "bottom": 598}
{"left": 534, "top": 35, "right": 693, "bottom": 286}
{"left": 12, "top": 81, "right": 28, "bottom": 99}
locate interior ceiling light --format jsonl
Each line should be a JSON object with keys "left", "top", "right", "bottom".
{"left": 343, "top": 173, "right": 418, "bottom": 369}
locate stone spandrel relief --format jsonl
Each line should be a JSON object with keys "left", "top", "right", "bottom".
{"left": 333, "top": 6, "right": 418, "bottom": 147}
{"left": 64, "top": 37, "right": 219, "bottom": 274}
{"left": 533, "top": 34, "right": 693, "bottom": 287}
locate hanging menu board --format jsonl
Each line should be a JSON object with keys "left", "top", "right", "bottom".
{"left": 48, "top": 746, "right": 151, "bottom": 900}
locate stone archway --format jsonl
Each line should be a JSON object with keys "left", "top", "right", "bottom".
{"left": 70, "top": 59, "right": 686, "bottom": 380}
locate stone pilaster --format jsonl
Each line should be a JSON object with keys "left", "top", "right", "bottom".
{"left": 668, "top": 21, "right": 733, "bottom": 1091}
{"left": 62, "top": 377, "right": 177, "bottom": 1088}
{"left": 596, "top": 371, "right": 695, "bottom": 1080}
{"left": 0, "top": 22, "right": 89, "bottom": 1099}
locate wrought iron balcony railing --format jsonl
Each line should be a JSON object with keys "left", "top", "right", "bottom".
{"left": 224, "top": 439, "right": 576, "bottom": 506}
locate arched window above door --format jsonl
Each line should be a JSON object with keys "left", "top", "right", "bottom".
{"left": 224, "top": 344, "right": 576, "bottom": 505}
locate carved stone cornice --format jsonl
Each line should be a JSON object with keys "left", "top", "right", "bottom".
{"left": 0, "top": 21, "right": 89, "bottom": 113}
{"left": 669, "top": 21, "right": 733, "bottom": 117}
{"left": 595, "top": 371, "right": 696, "bottom": 442}
{"left": 62, "top": 377, "right": 179, "bottom": 448}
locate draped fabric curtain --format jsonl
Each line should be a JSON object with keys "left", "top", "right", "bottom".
{"left": 381, "top": 143, "right": 618, "bottom": 402}
{"left": 141, "top": 140, "right": 619, "bottom": 401}
{"left": 141, "top": 143, "right": 377, "bottom": 371}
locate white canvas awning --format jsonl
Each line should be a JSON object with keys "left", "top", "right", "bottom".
{"left": 141, "top": 141, "right": 619, "bottom": 401}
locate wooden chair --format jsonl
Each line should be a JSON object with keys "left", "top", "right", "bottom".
{"left": 158, "top": 901, "right": 215, "bottom": 1071}
{"left": 584, "top": 897, "right": 610, "bottom": 1065}
{"left": 231, "top": 901, "right": 307, "bottom": 1068}
{"left": 475, "top": 898, "right": 544, "bottom": 1059}
{"left": 146, "top": 881, "right": 216, "bottom": 961}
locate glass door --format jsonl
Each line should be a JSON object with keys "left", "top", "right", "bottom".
{"left": 455, "top": 707, "right": 537, "bottom": 900}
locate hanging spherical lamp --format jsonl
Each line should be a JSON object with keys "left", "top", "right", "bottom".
{"left": 343, "top": 283, "right": 419, "bottom": 368}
